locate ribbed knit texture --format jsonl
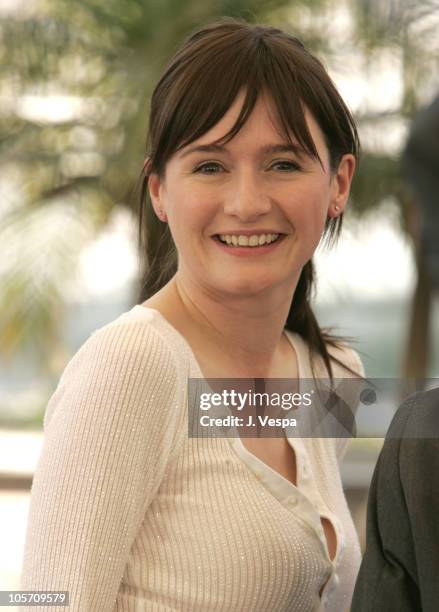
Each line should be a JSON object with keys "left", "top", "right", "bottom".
{"left": 20, "top": 306, "right": 364, "bottom": 612}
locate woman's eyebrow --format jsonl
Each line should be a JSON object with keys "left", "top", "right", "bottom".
{"left": 179, "top": 142, "right": 308, "bottom": 159}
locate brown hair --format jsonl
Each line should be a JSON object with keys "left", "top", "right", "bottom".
{"left": 136, "top": 17, "right": 363, "bottom": 382}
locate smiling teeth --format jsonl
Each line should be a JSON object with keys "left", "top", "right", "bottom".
{"left": 219, "top": 233, "right": 279, "bottom": 246}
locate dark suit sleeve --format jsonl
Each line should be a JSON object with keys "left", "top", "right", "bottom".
{"left": 398, "top": 391, "right": 439, "bottom": 610}
{"left": 351, "top": 396, "right": 422, "bottom": 611}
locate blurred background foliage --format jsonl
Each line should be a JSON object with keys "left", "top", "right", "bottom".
{"left": 1, "top": 0, "right": 439, "bottom": 376}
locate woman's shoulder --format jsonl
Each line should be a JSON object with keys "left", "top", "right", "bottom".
{"left": 43, "top": 305, "right": 190, "bottom": 430}
{"left": 72, "top": 304, "right": 190, "bottom": 375}
{"left": 286, "top": 329, "right": 365, "bottom": 379}
{"left": 325, "top": 338, "right": 365, "bottom": 379}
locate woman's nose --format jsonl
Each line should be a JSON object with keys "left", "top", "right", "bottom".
{"left": 223, "top": 171, "right": 272, "bottom": 220}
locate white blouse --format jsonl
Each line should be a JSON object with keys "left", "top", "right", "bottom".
{"left": 20, "top": 304, "right": 364, "bottom": 611}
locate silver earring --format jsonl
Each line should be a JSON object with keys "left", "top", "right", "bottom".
{"left": 334, "top": 205, "right": 340, "bottom": 212}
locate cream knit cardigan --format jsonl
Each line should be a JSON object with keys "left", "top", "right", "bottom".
{"left": 20, "top": 305, "right": 365, "bottom": 612}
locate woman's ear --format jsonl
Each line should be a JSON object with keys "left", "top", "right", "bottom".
{"left": 146, "top": 165, "right": 168, "bottom": 222}
{"left": 328, "top": 154, "right": 356, "bottom": 218}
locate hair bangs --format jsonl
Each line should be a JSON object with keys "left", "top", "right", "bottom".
{"left": 261, "top": 53, "right": 324, "bottom": 170}
{"left": 164, "top": 35, "right": 326, "bottom": 173}
{"left": 167, "top": 44, "right": 266, "bottom": 163}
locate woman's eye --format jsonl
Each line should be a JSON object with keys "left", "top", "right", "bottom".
{"left": 194, "top": 162, "right": 223, "bottom": 174}
{"left": 271, "top": 160, "right": 300, "bottom": 172}
{"left": 193, "top": 160, "right": 300, "bottom": 174}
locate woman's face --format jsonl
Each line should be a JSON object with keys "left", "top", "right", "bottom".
{"left": 148, "top": 89, "right": 355, "bottom": 299}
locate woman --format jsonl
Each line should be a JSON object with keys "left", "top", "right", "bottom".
{"left": 20, "top": 18, "right": 365, "bottom": 611}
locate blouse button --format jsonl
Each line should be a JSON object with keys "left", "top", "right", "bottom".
{"left": 287, "top": 495, "right": 298, "bottom": 507}
{"left": 301, "top": 459, "right": 310, "bottom": 478}
{"left": 324, "top": 575, "right": 339, "bottom": 602}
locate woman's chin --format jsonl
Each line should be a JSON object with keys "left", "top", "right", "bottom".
{"left": 210, "top": 275, "right": 281, "bottom": 297}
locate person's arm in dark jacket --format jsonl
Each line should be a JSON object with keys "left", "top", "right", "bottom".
{"left": 351, "top": 389, "right": 439, "bottom": 612}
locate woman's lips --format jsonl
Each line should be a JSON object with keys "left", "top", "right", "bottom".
{"left": 211, "top": 234, "right": 286, "bottom": 256}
